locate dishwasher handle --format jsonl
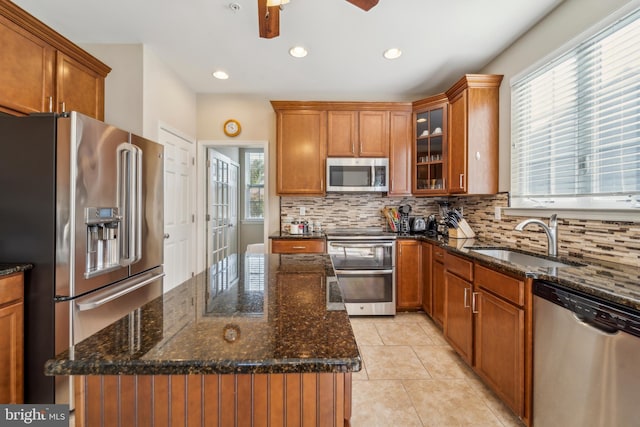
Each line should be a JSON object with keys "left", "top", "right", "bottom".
{"left": 574, "top": 314, "right": 620, "bottom": 336}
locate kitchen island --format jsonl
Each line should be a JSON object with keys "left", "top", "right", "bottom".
{"left": 46, "top": 254, "right": 359, "bottom": 426}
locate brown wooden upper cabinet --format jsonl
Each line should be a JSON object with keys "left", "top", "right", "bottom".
{"left": 272, "top": 101, "right": 411, "bottom": 196}
{"left": 0, "top": 1, "right": 110, "bottom": 119}
{"left": 412, "top": 94, "right": 449, "bottom": 195}
{"left": 388, "top": 111, "right": 413, "bottom": 196}
{"left": 327, "top": 110, "right": 390, "bottom": 157}
{"left": 273, "top": 106, "right": 327, "bottom": 196}
{"left": 445, "top": 74, "right": 503, "bottom": 195}
{"left": 56, "top": 53, "right": 106, "bottom": 120}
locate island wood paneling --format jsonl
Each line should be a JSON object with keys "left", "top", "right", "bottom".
{"left": 77, "top": 372, "right": 352, "bottom": 427}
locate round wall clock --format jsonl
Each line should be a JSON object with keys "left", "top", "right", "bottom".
{"left": 223, "top": 119, "right": 241, "bottom": 137}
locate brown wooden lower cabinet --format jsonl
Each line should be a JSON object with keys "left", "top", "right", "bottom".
{"left": 396, "top": 240, "right": 422, "bottom": 310}
{"left": 431, "top": 248, "right": 446, "bottom": 327}
{"left": 0, "top": 272, "right": 24, "bottom": 404}
{"left": 76, "top": 372, "right": 352, "bottom": 427}
{"left": 421, "top": 242, "right": 432, "bottom": 315}
{"left": 474, "top": 288, "right": 525, "bottom": 415}
{"left": 271, "top": 238, "right": 326, "bottom": 254}
{"left": 443, "top": 271, "right": 473, "bottom": 364}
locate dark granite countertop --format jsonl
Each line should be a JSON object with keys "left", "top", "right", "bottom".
{"left": 0, "top": 263, "right": 33, "bottom": 277}
{"left": 45, "top": 254, "right": 360, "bottom": 376}
{"left": 269, "top": 232, "right": 326, "bottom": 239}
{"left": 400, "top": 232, "right": 640, "bottom": 312}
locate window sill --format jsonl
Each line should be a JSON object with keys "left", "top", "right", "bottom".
{"left": 502, "top": 207, "right": 639, "bottom": 222}
{"left": 241, "top": 219, "right": 264, "bottom": 225}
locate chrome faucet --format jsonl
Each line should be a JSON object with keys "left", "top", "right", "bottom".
{"left": 515, "top": 214, "right": 558, "bottom": 257}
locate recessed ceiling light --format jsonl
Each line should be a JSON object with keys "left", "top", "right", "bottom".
{"left": 289, "top": 46, "right": 308, "bottom": 58}
{"left": 212, "top": 70, "right": 229, "bottom": 80}
{"left": 383, "top": 48, "right": 402, "bottom": 60}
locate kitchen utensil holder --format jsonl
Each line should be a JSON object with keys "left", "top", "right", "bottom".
{"left": 447, "top": 219, "right": 476, "bottom": 239}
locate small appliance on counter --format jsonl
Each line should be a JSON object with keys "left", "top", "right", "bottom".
{"left": 409, "top": 216, "right": 427, "bottom": 233}
{"left": 426, "top": 214, "right": 438, "bottom": 235}
{"left": 398, "top": 204, "right": 412, "bottom": 233}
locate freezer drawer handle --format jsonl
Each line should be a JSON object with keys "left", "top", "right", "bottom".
{"left": 75, "top": 272, "right": 165, "bottom": 311}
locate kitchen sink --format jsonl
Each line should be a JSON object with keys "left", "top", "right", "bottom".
{"left": 467, "top": 248, "right": 584, "bottom": 268}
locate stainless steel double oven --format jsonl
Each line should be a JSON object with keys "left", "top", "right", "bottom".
{"left": 327, "top": 230, "right": 396, "bottom": 316}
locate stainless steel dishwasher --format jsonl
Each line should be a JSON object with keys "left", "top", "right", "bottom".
{"left": 533, "top": 280, "right": 640, "bottom": 427}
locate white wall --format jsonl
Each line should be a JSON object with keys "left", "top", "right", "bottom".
{"left": 480, "top": 0, "right": 635, "bottom": 192}
{"left": 142, "top": 46, "right": 197, "bottom": 141}
{"left": 81, "top": 43, "right": 197, "bottom": 141}
{"left": 81, "top": 43, "right": 144, "bottom": 134}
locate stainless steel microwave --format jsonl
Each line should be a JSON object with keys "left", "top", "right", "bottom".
{"left": 326, "top": 157, "right": 389, "bottom": 192}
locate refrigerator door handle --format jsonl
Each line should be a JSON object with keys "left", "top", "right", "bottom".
{"left": 118, "top": 143, "right": 143, "bottom": 265}
{"left": 132, "top": 144, "right": 143, "bottom": 263}
{"left": 75, "top": 272, "right": 165, "bottom": 311}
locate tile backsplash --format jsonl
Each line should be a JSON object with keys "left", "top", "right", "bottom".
{"left": 280, "top": 192, "right": 640, "bottom": 267}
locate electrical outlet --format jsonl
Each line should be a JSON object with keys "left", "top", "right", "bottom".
{"left": 299, "top": 207, "right": 306, "bottom": 216}
{"left": 495, "top": 206, "right": 502, "bottom": 220}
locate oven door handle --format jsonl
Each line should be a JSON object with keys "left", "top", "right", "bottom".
{"left": 335, "top": 269, "right": 394, "bottom": 275}
{"left": 329, "top": 242, "right": 394, "bottom": 248}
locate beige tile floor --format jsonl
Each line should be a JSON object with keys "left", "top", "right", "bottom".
{"left": 349, "top": 312, "right": 526, "bottom": 427}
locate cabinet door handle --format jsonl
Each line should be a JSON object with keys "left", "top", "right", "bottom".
{"left": 352, "top": 142, "right": 355, "bottom": 155}
{"left": 60, "top": 102, "right": 66, "bottom": 113}
{"left": 472, "top": 292, "right": 479, "bottom": 314}
{"left": 464, "top": 287, "right": 470, "bottom": 308}
{"left": 48, "top": 96, "right": 53, "bottom": 112}
{"left": 459, "top": 173, "right": 464, "bottom": 188}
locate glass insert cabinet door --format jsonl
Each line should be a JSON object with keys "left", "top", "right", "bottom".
{"left": 414, "top": 101, "right": 448, "bottom": 194}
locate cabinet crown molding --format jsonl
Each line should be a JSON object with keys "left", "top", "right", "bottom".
{"left": 270, "top": 100, "right": 412, "bottom": 112}
{"left": 445, "top": 74, "right": 503, "bottom": 100}
{"left": 412, "top": 93, "right": 448, "bottom": 110}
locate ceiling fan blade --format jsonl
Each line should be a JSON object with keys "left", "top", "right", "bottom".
{"left": 345, "top": 0, "right": 379, "bottom": 11}
{"left": 258, "top": 0, "right": 280, "bottom": 39}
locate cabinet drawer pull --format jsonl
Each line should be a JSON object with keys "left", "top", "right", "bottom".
{"left": 292, "top": 246, "right": 306, "bottom": 249}
{"left": 464, "top": 287, "right": 470, "bottom": 308}
{"left": 472, "top": 292, "right": 479, "bottom": 313}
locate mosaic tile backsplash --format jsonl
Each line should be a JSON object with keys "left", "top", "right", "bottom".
{"left": 280, "top": 192, "right": 640, "bottom": 267}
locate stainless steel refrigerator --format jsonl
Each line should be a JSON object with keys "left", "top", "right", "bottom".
{"left": 0, "top": 112, "right": 164, "bottom": 404}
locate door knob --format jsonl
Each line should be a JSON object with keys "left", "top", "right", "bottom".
{"left": 163, "top": 233, "right": 170, "bottom": 239}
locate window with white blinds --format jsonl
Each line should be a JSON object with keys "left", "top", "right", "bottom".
{"left": 511, "top": 7, "right": 640, "bottom": 210}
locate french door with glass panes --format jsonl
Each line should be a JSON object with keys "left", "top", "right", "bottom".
{"left": 206, "top": 149, "right": 239, "bottom": 297}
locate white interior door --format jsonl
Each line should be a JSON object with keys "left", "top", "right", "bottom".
{"left": 207, "top": 149, "right": 239, "bottom": 296}
{"left": 160, "top": 127, "right": 195, "bottom": 293}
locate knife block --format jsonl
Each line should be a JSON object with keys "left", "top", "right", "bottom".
{"left": 447, "top": 219, "right": 476, "bottom": 239}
